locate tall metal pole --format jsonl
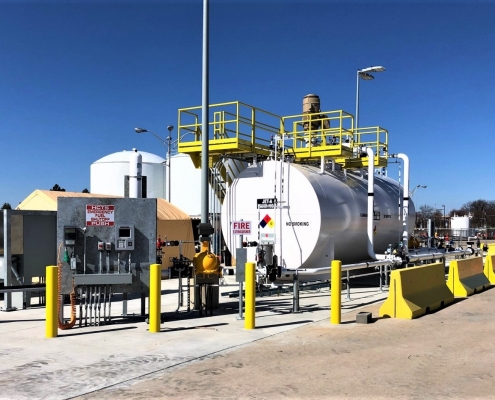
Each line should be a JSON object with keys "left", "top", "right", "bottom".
{"left": 201, "top": 0, "right": 209, "bottom": 225}
{"left": 167, "top": 136, "right": 171, "bottom": 202}
{"left": 355, "top": 70, "right": 360, "bottom": 136}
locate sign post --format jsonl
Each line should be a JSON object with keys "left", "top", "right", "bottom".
{"left": 232, "top": 220, "right": 251, "bottom": 320}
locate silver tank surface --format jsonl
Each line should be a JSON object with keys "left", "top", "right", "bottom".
{"left": 221, "top": 160, "right": 415, "bottom": 269}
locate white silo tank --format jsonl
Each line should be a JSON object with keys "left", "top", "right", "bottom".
{"left": 451, "top": 215, "right": 470, "bottom": 237}
{"left": 90, "top": 150, "right": 166, "bottom": 198}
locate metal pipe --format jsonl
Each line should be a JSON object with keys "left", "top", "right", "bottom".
{"left": 292, "top": 272, "right": 300, "bottom": 313}
{"left": 83, "top": 229, "right": 87, "bottom": 274}
{"left": 355, "top": 69, "right": 360, "bottom": 139}
{"left": 117, "top": 253, "right": 120, "bottom": 274}
{"left": 93, "top": 287, "right": 97, "bottom": 325}
{"left": 79, "top": 287, "right": 83, "bottom": 328}
{"left": 201, "top": 0, "right": 210, "bottom": 224}
{"left": 84, "top": 286, "right": 88, "bottom": 326}
{"left": 89, "top": 286, "right": 93, "bottom": 326}
{"left": 128, "top": 253, "right": 131, "bottom": 274}
{"left": 99, "top": 251, "right": 102, "bottom": 274}
{"left": 108, "top": 286, "right": 112, "bottom": 322}
{"left": 346, "top": 270, "right": 350, "bottom": 300}
{"left": 397, "top": 153, "right": 410, "bottom": 255}
{"left": 237, "top": 229, "right": 243, "bottom": 320}
{"left": 97, "top": 287, "right": 101, "bottom": 326}
{"left": 103, "top": 286, "right": 107, "bottom": 324}
{"left": 366, "top": 147, "right": 377, "bottom": 260}
{"left": 282, "top": 259, "right": 394, "bottom": 276}
{"left": 106, "top": 252, "right": 110, "bottom": 273}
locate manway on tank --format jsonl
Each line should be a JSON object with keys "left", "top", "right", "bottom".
{"left": 221, "top": 160, "right": 416, "bottom": 277}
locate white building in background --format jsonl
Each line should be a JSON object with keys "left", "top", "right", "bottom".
{"left": 90, "top": 150, "right": 166, "bottom": 199}
{"left": 90, "top": 150, "right": 222, "bottom": 217}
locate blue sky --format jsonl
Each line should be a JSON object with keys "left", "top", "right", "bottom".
{"left": 2, "top": 0, "right": 495, "bottom": 215}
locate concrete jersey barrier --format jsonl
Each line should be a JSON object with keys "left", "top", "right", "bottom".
{"left": 379, "top": 262, "right": 454, "bottom": 320}
{"left": 447, "top": 257, "right": 490, "bottom": 297}
{"left": 483, "top": 255, "right": 495, "bottom": 285}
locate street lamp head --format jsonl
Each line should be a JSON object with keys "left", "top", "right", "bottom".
{"left": 358, "top": 71, "right": 374, "bottom": 80}
{"left": 359, "top": 65, "right": 386, "bottom": 73}
{"left": 134, "top": 127, "right": 148, "bottom": 134}
{"left": 167, "top": 125, "right": 174, "bottom": 132}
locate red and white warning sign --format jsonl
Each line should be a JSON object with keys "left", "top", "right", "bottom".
{"left": 232, "top": 220, "right": 251, "bottom": 235}
{"left": 86, "top": 205, "right": 115, "bottom": 226}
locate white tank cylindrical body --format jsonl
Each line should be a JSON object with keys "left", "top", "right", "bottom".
{"left": 221, "top": 161, "right": 416, "bottom": 269}
{"left": 90, "top": 150, "right": 165, "bottom": 199}
{"left": 128, "top": 148, "right": 142, "bottom": 198}
{"left": 451, "top": 215, "right": 470, "bottom": 237}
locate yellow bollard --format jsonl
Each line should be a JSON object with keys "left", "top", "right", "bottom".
{"left": 45, "top": 266, "right": 58, "bottom": 338}
{"left": 244, "top": 262, "right": 256, "bottom": 330}
{"left": 149, "top": 263, "right": 161, "bottom": 333}
{"left": 331, "top": 260, "right": 342, "bottom": 325}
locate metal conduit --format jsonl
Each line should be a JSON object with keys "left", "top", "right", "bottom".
{"left": 282, "top": 259, "right": 394, "bottom": 276}
{"left": 282, "top": 249, "right": 472, "bottom": 277}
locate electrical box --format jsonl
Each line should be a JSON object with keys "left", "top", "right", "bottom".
{"left": 116, "top": 225, "right": 135, "bottom": 251}
{"left": 105, "top": 242, "right": 112, "bottom": 251}
{"left": 64, "top": 226, "right": 77, "bottom": 246}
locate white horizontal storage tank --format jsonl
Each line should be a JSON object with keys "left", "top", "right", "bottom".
{"left": 91, "top": 150, "right": 165, "bottom": 198}
{"left": 221, "top": 160, "right": 416, "bottom": 269}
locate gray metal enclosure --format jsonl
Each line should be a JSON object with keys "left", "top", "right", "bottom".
{"left": 56, "top": 197, "right": 156, "bottom": 295}
{"left": 1, "top": 210, "right": 57, "bottom": 310}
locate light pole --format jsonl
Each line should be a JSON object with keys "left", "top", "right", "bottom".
{"left": 355, "top": 65, "right": 386, "bottom": 134}
{"left": 135, "top": 126, "right": 174, "bottom": 202}
{"left": 409, "top": 184, "right": 427, "bottom": 198}
{"left": 442, "top": 204, "right": 446, "bottom": 228}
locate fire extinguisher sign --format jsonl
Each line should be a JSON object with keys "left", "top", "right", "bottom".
{"left": 232, "top": 221, "right": 251, "bottom": 235}
{"left": 86, "top": 205, "right": 115, "bottom": 226}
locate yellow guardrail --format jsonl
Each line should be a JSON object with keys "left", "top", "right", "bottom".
{"left": 335, "top": 126, "right": 388, "bottom": 168}
{"left": 447, "top": 257, "right": 490, "bottom": 297}
{"left": 281, "top": 110, "right": 354, "bottom": 160}
{"left": 177, "top": 101, "right": 280, "bottom": 167}
{"left": 177, "top": 101, "right": 389, "bottom": 169}
{"left": 379, "top": 262, "right": 454, "bottom": 319}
